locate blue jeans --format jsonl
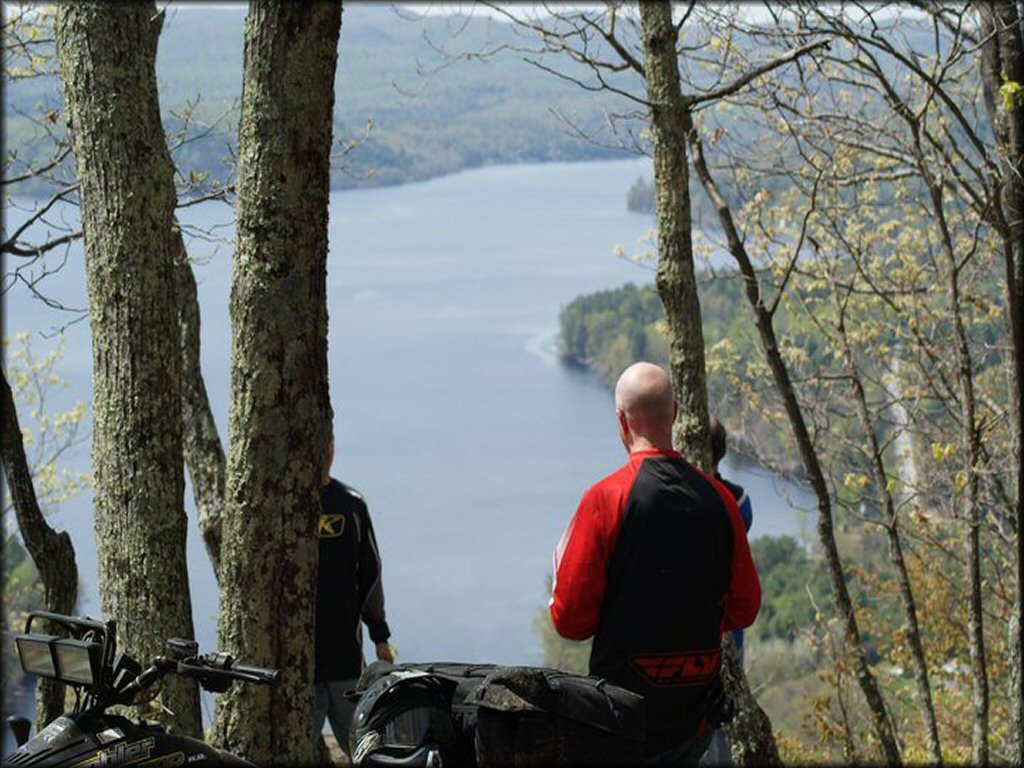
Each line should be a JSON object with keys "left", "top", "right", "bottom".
{"left": 701, "top": 728, "right": 732, "bottom": 766}
{"left": 313, "top": 677, "right": 359, "bottom": 754}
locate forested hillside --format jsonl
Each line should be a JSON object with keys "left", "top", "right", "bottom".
{"left": 560, "top": 273, "right": 1006, "bottom": 472}
{"left": 559, "top": 277, "right": 795, "bottom": 468}
{"left": 4, "top": 4, "right": 627, "bottom": 197}
{"left": 7, "top": 6, "right": 945, "bottom": 199}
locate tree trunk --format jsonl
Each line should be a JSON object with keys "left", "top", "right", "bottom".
{"left": 173, "top": 224, "right": 226, "bottom": 578}
{"left": 719, "top": 635, "right": 781, "bottom": 766}
{"left": 977, "top": 5, "right": 1024, "bottom": 760}
{"left": 55, "top": 2, "right": 200, "bottom": 736}
{"left": 930, "top": 175, "right": 989, "bottom": 765}
{"left": 830, "top": 281, "right": 943, "bottom": 764}
{"left": 210, "top": 3, "right": 342, "bottom": 763}
{"left": 689, "top": 135, "right": 904, "bottom": 765}
{"left": 1010, "top": 608, "right": 1022, "bottom": 766}
{"left": 1, "top": 368, "right": 78, "bottom": 729}
{"left": 638, "top": 1, "right": 712, "bottom": 470}
{"left": 638, "top": 5, "right": 781, "bottom": 761}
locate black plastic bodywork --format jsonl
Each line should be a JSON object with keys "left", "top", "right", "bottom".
{"left": 4, "top": 712, "right": 254, "bottom": 767}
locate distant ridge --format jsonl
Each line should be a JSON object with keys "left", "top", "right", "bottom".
{"left": 4, "top": 4, "right": 628, "bottom": 195}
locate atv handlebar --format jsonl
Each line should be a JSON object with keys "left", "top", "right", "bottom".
{"left": 179, "top": 652, "right": 280, "bottom": 686}
{"left": 217, "top": 660, "right": 280, "bottom": 685}
{"left": 15, "top": 612, "right": 280, "bottom": 715}
{"left": 119, "top": 651, "right": 279, "bottom": 701}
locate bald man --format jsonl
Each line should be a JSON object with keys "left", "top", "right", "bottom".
{"left": 550, "top": 362, "right": 760, "bottom": 765}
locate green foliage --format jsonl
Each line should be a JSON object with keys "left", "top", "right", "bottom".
{"left": 4, "top": 333, "right": 90, "bottom": 508}
{"left": 558, "top": 275, "right": 804, "bottom": 467}
{"left": 559, "top": 282, "right": 666, "bottom": 382}
{"left": 2, "top": 534, "right": 43, "bottom": 687}
{"left": 2, "top": 333, "right": 88, "bottom": 690}
{"left": 748, "top": 536, "right": 830, "bottom": 643}
{"left": 999, "top": 75, "right": 1024, "bottom": 110}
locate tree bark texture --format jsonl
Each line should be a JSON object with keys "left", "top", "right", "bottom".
{"left": 173, "top": 225, "right": 226, "bottom": 578}
{"left": 689, "top": 135, "right": 904, "bottom": 765}
{"left": 210, "top": 3, "right": 341, "bottom": 763}
{"left": 719, "top": 635, "right": 781, "bottom": 766}
{"left": 55, "top": 2, "right": 200, "bottom": 736}
{"left": 638, "top": 1, "right": 712, "bottom": 470}
{"left": 1, "top": 368, "right": 79, "bottom": 729}
{"left": 977, "top": 5, "right": 1024, "bottom": 760}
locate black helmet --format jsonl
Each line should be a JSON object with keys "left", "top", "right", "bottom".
{"left": 349, "top": 670, "right": 458, "bottom": 767}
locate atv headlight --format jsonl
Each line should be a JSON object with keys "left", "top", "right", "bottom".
{"left": 15, "top": 634, "right": 58, "bottom": 678}
{"left": 53, "top": 638, "right": 100, "bottom": 685}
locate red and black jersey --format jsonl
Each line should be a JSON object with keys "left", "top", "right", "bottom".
{"left": 550, "top": 448, "right": 760, "bottom": 746}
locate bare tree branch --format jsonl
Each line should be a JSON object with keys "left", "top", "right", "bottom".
{"left": 686, "top": 40, "right": 830, "bottom": 108}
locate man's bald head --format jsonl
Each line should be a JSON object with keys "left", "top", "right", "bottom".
{"left": 614, "top": 362, "right": 676, "bottom": 447}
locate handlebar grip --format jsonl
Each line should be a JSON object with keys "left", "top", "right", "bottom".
{"left": 117, "top": 663, "right": 166, "bottom": 702}
{"left": 192, "top": 653, "right": 279, "bottom": 684}
{"left": 228, "top": 662, "right": 280, "bottom": 685}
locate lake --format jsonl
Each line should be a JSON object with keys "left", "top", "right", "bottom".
{"left": 2, "top": 157, "right": 815, "bottom": 736}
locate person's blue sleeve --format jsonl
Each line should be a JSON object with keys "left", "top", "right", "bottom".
{"left": 734, "top": 492, "right": 752, "bottom": 660}
{"left": 738, "top": 491, "right": 753, "bottom": 532}
{"left": 732, "top": 628, "right": 744, "bottom": 654}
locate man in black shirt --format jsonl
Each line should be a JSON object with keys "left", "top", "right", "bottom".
{"left": 313, "top": 437, "right": 394, "bottom": 754}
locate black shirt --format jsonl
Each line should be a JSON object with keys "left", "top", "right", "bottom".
{"left": 315, "top": 479, "right": 390, "bottom": 682}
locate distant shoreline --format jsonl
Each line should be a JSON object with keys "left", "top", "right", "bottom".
{"left": 7, "top": 153, "right": 651, "bottom": 203}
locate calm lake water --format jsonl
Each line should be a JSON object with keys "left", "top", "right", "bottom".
{"left": 2, "top": 157, "right": 814, "bottom": 736}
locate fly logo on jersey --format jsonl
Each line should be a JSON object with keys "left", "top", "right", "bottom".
{"left": 318, "top": 514, "right": 346, "bottom": 539}
{"left": 628, "top": 650, "right": 720, "bottom": 687}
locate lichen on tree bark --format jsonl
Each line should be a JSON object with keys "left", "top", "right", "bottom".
{"left": 638, "top": 1, "right": 712, "bottom": 471}
{"left": 210, "top": 3, "right": 342, "bottom": 763}
{"left": 55, "top": 1, "right": 201, "bottom": 736}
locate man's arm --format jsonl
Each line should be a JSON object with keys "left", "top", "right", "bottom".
{"left": 704, "top": 474, "right": 761, "bottom": 630}
{"left": 721, "top": 490, "right": 760, "bottom": 630}
{"left": 550, "top": 487, "right": 613, "bottom": 641}
{"left": 356, "top": 504, "right": 392, "bottom": 658}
